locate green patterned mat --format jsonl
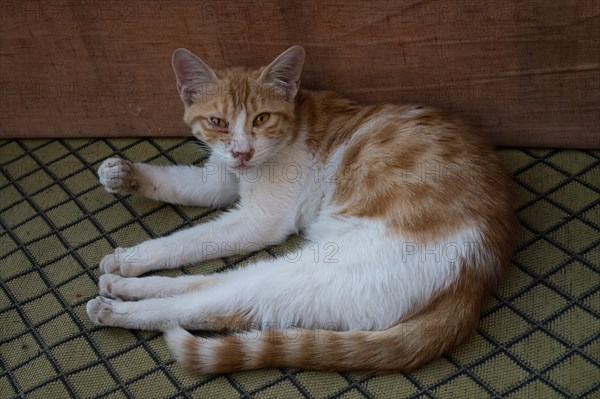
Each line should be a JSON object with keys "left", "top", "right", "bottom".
{"left": 0, "top": 139, "right": 598, "bottom": 399}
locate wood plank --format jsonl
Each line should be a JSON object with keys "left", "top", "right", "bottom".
{"left": 1, "top": 0, "right": 598, "bottom": 148}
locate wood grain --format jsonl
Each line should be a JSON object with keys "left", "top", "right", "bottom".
{"left": 0, "top": 0, "right": 598, "bottom": 148}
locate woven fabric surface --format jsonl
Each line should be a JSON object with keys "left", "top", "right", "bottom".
{"left": 0, "top": 138, "right": 598, "bottom": 399}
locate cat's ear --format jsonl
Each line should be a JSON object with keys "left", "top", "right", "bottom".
{"left": 172, "top": 48, "right": 219, "bottom": 105}
{"left": 259, "top": 45, "right": 305, "bottom": 100}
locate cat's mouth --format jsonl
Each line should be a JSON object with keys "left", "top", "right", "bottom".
{"left": 233, "top": 155, "right": 261, "bottom": 170}
{"left": 234, "top": 161, "right": 254, "bottom": 170}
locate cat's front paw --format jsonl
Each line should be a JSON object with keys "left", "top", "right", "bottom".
{"left": 98, "top": 157, "right": 137, "bottom": 194}
{"left": 99, "top": 247, "right": 148, "bottom": 277}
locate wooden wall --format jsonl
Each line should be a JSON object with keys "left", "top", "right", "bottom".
{"left": 1, "top": 0, "right": 598, "bottom": 148}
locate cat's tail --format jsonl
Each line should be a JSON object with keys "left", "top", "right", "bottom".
{"left": 163, "top": 316, "right": 474, "bottom": 374}
{"left": 163, "top": 269, "right": 487, "bottom": 373}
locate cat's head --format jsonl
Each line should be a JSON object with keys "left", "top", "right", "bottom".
{"left": 172, "top": 46, "right": 305, "bottom": 169}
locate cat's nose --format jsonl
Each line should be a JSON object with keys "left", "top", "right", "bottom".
{"left": 231, "top": 149, "right": 255, "bottom": 162}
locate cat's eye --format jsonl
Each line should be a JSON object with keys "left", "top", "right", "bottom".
{"left": 253, "top": 113, "right": 270, "bottom": 127}
{"left": 210, "top": 117, "right": 227, "bottom": 129}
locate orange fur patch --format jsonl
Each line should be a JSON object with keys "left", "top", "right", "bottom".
{"left": 185, "top": 277, "right": 219, "bottom": 293}
{"left": 326, "top": 107, "right": 515, "bottom": 244}
{"left": 181, "top": 333, "right": 200, "bottom": 373}
{"left": 212, "top": 335, "right": 246, "bottom": 373}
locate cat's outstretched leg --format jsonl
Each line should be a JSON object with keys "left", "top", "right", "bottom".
{"left": 87, "top": 288, "right": 246, "bottom": 331}
{"left": 86, "top": 294, "right": 254, "bottom": 332}
{"left": 98, "top": 156, "right": 239, "bottom": 207}
{"left": 98, "top": 274, "right": 218, "bottom": 300}
{"left": 89, "top": 255, "right": 306, "bottom": 330}
{"left": 99, "top": 173, "right": 303, "bottom": 276}
{"left": 97, "top": 201, "right": 293, "bottom": 276}
{"left": 88, "top": 227, "right": 411, "bottom": 332}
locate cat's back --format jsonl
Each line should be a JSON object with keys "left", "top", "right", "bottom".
{"left": 300, "top": 90, "right": 497, "bottom": 173}
{"left": 299, "top": 91, "right": 516, "bottom": 276}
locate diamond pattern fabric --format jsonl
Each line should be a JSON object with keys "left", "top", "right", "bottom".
{"left": 1, "top": 139, "right": 598, "bottom": 398}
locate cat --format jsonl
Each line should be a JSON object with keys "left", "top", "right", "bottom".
{"left": 86, "top": 45, "right": 516, "bottom": 373}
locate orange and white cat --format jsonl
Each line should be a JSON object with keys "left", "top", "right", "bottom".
{"left": 87, "top": 46, "right": 516, "bottom": 373}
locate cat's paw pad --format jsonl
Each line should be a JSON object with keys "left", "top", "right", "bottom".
{"left": 98, "top": 274, "right": 115, "bottom": 296}
{"left": 86, "top": 296, "right": 117, "bottom": 325}
{"left": 98, "top": 158, "right": 136, "bottom": 194}
{"left": 99, "top": 247, "right": 146, "bottom": 277}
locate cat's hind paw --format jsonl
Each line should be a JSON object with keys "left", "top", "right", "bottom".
{"left": 99, "top": 249, "right": 123, "bottom": 275}
{"left": 98, "top": 157, "right": 137, "bottom": 194}
{"left": 86, "top": 296, "right": 118, "bottom": 325}
{"left": 99, "top": 247, "right": 148, "bottom": 277}
{"left": 98, "top": 274, "right": 130, "bottom": 300}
